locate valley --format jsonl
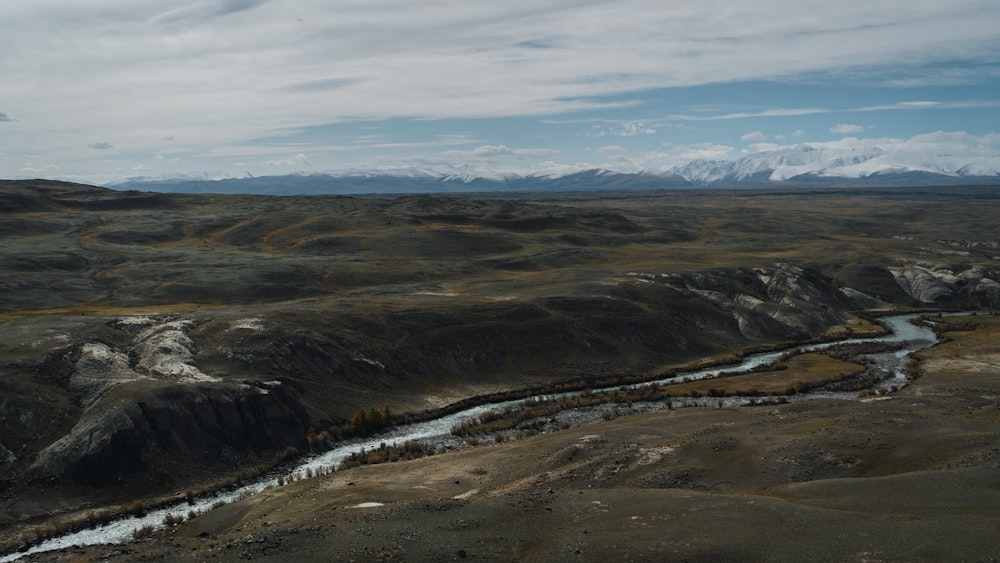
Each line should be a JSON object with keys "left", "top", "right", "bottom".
{"left": 1, "top": 180, "right": 999, "bottom": 560}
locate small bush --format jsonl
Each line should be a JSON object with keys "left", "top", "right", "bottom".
{"left": 132, "top": 524, "right": 155, "bottom": 540}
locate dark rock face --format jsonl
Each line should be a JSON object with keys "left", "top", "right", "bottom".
{"left": 889, "top": 264, "right": 1000, "bottom": 309}
{"left": 27, "top": 381, "right": 309, "bottom": 488}
{"left": 0, "top": 444, "right": 15, "bottom": 471}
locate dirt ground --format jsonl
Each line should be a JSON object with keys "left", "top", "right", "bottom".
{"left": 17, "top": 316, "right": 999, "bottom": 562}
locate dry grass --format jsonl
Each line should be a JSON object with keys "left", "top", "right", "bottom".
{"left": 654, "top": 353, "right": 865, "bottom": 397}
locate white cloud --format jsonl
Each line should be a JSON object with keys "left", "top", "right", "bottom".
{"left": 741, "top": 131, "right": 766, "bottom": 141}
{"left": 672, "top": 108, "right": 826, "bottom": 121}
{"left": 0, "top": 111, "right": 15, "bottom": 122}
{"left": 792, "top": 129, "right": 805, "bottom": 137}
{"left": 19, "top": 164, "right": 60, "bottom": 174}
{"left": 445, "top": 145, "right": 559, "bottom": 159}
{"left": 265, "top": 153, "right": 311, "bottom": 167}
{"left": 596, "top": 145, "right": 625, "bottom": 153}
{"left": 2, "top": 1, "right": 1000, "bottom": 181}
{"left": 830, "top": 123, "right": 864, "bottom": 135}
{"left": 586, "top": 121, "right": 657, "bottom": 137}
{"left": 145, "top": 0, "right": 267, "bottom": 27}
{"left": 674, "top": 143, "right": 735, "bottom": 161}
{"left": 88, "top": 142, "right": 114, "bottom": 150}
{"left": 635, "top": 143, "right": 737, "bottom": 171}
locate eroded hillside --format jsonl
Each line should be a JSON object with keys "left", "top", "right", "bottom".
{"left": 1, "top": 181, "right": 998, "bottom": 539}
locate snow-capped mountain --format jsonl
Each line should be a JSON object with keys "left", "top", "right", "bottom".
{"left": 668, "top": 143, "right": 1000, "bottom": 184}
{"left": 107, "top": 141, "right": 1000, "bottom": 195}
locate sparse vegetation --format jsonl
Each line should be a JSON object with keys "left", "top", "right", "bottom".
{"left": 132, "top": 525, "right": 155, "bottom": 540}
{"left": 2, "top": 181, "right": 999, "bottom": 558}
{"left": 338, "top": 440, "right": 427, "bottom": 470}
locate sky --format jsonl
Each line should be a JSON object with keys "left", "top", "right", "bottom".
{"left": 2, "top": 0, "right": 1000, "bottom": 184}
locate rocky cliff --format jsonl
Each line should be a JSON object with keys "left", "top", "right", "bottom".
{"left": 27, "top": 380, "right": 309, "bottom": 488}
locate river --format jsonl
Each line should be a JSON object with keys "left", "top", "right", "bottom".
{"left": 0, "top": 312, "right": 966, "bottom": 561}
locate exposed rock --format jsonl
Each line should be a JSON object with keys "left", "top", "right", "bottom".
{"left": 889, "top": 263, "right": 1000, "bottom": 308}
{"left": 675, "top": 264, "right": 852, "bottom": 340}
{"left": 133, "top": 319, "right": 218, "bottom": 382}
{"left": 890, "top": 265, "right": 956, "bottom": 304}
{"left": 27, "top": 381, "right": 310, "bottom": 487}
{"left": 69, "top": 342, "right": 146, "bottom": 408}
{"left": 970, "top": 277, "right": 1000, "bottom": 309}
{"left": 0, "top": 443, "right": 15, "bottom": 471}
{"left": 840, "top": 287, "right": 891, "bottom": 310}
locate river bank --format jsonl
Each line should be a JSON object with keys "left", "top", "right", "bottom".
{"left": 2, "top": 312, "right": 969, "bottom": 561}
{"left": 11, "top": 313, "right": 1000, "bottom": 562}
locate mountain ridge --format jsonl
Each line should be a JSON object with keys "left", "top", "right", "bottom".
{"left": 107, "top": 142, "right": 1000, "bottom": 195}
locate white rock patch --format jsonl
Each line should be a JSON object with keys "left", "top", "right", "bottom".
{"left": 133, "top": 320, "right": 218, "bottom": 382}
{"left": 70, "top": 343, "right": 147, "bottom": 407}
{"left": 228, "top": 317, "right": 265, "bottom": 332}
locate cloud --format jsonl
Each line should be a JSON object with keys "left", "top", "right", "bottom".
{"left": 669, "top": 108, "right": 827, "bottom": 121}
{"left": 741, "top": 131, "right": 766, "bottom": 141}
{"left": 284, "top": 77, "right": 363, "bottom": 92}
{"left": 19, "top": 165, "right": 60, "bottom": 174}
{"left": 446, "top": 145, "right": 559, "bottom": 159}
{"left": 0, "top": 111, "right": 15, "bottom": 122}
{"left": 265, "top": 153, "right": 311, "bottom": 167}
{"left": 88, "top": 142, "right": 114, "bottom": 150}
{"left": 3, "top": 1, "right": 1000, "bottom": 181}
{"left": 146, "top": 0, "right": 267, "bottom": 27}
{"left": 792, "top": 129, "right": 805, "bottom": 137}
{"left": 586, "top": 121, "right": 657, "bottom": 137}
{"left": 596, "top": 145, "right": 625, "bottom": 153}
{"left": 639, "top": 143, "right": 736, "bottom": 170}
{"left": 830, "top": 123, "right": 864, "bottom": 135}
{"left": 906, "top": 130, "right": 1000, "bottom": 146}
{"left": 660, "top": 99, "right": 1000, "bottom": 124}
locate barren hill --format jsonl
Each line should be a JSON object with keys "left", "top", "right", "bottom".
{"left": 1, "top": 180, "right": 998, "bottom": 558}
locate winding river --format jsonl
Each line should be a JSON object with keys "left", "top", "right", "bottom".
{"left": 1, "top": 312, "right": 965, "bottom": 561}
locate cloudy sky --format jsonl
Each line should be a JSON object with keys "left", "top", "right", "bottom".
{"left": 2, "top": 0, "right": 1000, "bottom": 183}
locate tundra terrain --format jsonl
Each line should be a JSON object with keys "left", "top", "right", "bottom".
{"left": 1, "top": 180, "right": 998, "bottom": 559}
{"left": 24, "top": 315, "right": 1000, "bottom": 562}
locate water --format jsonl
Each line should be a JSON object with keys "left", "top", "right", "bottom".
{"left": 0, "top": 312, "right": 967, "bottom": 561}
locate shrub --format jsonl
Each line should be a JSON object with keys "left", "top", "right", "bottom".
{"left": 133, "top": 524, "right": 155, "bottom": 540}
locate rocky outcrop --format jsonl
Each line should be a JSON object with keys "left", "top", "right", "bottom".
{"left": 889, "top": 264, "right": 1000, "bottom": 308}
{"left": 131, "top": 319, "right": 217, "bottom": 382}
{"left": 0, "top": 443, "right": 15, "bottom": 472}
{"left": 971, "top": 276, "right": 1000, "bottom": 309}
{"left": 27, "top": 380, "right": 310, "bottom": 488}
{"left": 69, "top": 342, "right": 146, "bottom": 408}
{"left": 889, "top": 265, "right": 956, "bottom": 304}
{"left": 647, "top": 264, "right": 854, "bottom": 341}
{"left": 839, "top": 287, "right": 891, "bottom": 310}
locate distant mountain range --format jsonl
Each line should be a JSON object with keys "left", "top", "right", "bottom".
{"left": 109, "top": 144, "right": 1000, "bottom": 195}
